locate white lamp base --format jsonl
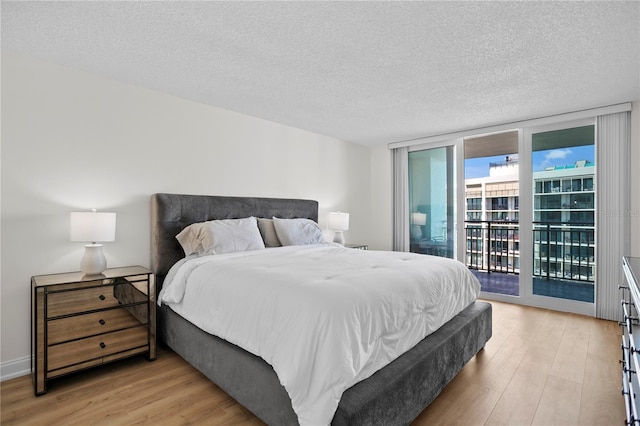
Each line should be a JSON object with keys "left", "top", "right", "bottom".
{"left": 411, "top": 224, "right": 423, "bottom": 241}
{"left": 333, "top": 231, "right": 345, "bottom": 245}
{"left": 81, "top": 244, "right": 107, "bottom": 275}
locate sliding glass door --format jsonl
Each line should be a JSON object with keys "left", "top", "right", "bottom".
{"left": 408, "top": 145, "right": 456, "bottom": 258}
{"left": 394, "top": 106, "right": 630, "bottom": 317}
{"left": 523, "top": 120, "right": 596, "bottom": 313}
{"left": 403, "top": 122, "right": 596, "bottom": 315}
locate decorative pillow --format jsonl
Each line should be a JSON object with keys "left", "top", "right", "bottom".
{"left": 176, "top": 216, "right": 265, "bottom": 255}
{"left": 176, "top": 226, "right": 199, "bottom": 256}
{"left": 272, "top": 217, "right": 326, "bottom": 246}
{"left": 257, "top": 218, "right": 282, "bottom": 247}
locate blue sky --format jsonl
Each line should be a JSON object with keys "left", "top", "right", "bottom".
{"left": 465, "top": 145, "right": 595, "bottom": 179}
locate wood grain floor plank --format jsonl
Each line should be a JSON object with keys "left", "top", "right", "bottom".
{"left": 531, "top": 375, "right": 583, "bottom": 426}
{"left": 484, "top": 351, "right": 554, "bottom": 426}
{"left": 414, "top": 383, "right": 503, "bottom": 426}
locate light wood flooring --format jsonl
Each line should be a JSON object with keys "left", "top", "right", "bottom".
{"left": 1, "top": 300, "right": 623, "bottom": 425}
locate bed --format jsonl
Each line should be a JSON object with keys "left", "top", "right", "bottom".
{"left": 150, "top": 193, "right": 492, "bottom": 425}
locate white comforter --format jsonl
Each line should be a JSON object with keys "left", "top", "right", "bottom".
{"left": 159, "top": 244, "right": 480, "bottom": 425}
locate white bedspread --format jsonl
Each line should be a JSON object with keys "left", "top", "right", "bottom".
{"left": 159, "top": 244, "right": 480, "bottom": 425}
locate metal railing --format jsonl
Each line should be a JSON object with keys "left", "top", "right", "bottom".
{"left": 465, "top": 220, "right": 519, "bottom": 275}
{"left": 464, "top": 220, "right": 595, "bottom": 283}
{"left": 532, "top": 222, "right": 595, "bottom": 283}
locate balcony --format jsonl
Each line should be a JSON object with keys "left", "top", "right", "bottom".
{"left": 464, "top": 221, "right": 594, "bottom": 303}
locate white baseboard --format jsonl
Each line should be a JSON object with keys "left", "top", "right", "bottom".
{"left": 1, "top": 356, "right": 31, "bottom": 382}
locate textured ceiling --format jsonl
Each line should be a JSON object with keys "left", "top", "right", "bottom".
{"left": 2, "top": 1, "right": 639, "bottom": 147}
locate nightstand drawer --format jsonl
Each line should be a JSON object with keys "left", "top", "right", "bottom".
{"left": 48, "top": 308, "right": 147, "bottom": 345}
{"left": 48, "top": 326, "right": 148, "bottom": 371}
{"left": 48, "top": 286, "right": 120, "bottom": 317}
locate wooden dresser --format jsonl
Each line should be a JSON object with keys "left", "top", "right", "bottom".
{"left": 622, "top": 256, "right": 640, "bottom": 424}
{"left": 31, "top": 266, "right": 155, "bottom": 395}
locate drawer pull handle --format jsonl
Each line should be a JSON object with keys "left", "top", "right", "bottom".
{"left": 99, "top": 342, "right": 106, "bottom": 349}
{"left": 99, "top": 319, "right": 106, "bottom": 325}
{"left": 99, "top": 295, "right": 106, "bottom": 301}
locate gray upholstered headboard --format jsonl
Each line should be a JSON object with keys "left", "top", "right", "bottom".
{"left": 150, "top": 193, "right": 319, "bottom": 283}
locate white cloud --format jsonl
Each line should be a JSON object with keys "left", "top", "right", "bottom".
{"left": 543, "top": 148, "right": 572, "bottom": 165}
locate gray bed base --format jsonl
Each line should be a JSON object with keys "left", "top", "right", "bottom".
{"left": 150, "top": 193, "right": 492, "bottom": 425}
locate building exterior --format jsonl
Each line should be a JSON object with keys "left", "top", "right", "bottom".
{"left": 465, "top": 156, "right": 520, "bottom": 273}
{"left": 532, "top": 161, "right": 596, "bottom": 282}
{"left": 465, "top": 158, "right": 595, "bottom": 283}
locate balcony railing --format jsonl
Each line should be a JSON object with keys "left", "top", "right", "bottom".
{"left": 533, "top": 222, "right": 594, "bottom": 282}
{"left": 465, "top": 220, "right": 519, "bottom": 275}
{"left": 464, "top": 220, "right": 595, "bottom": 283}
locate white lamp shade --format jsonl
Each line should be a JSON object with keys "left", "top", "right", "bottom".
{"left": 328, "top": 212, "right": 349, "bottom": 231}
{"left": 411, "top": 212, "right": 427, "bottom": 226}
{"left": 70, "top": 211, "right": 116, "bottom": 242}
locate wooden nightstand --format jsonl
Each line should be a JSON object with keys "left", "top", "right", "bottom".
{"left": 31, "top": 266, "right": 156, "bottom": 395}
{"left": 345, "top": 244, "right": 368, "bottom": 250}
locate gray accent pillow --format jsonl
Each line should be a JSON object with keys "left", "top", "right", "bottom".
{"left": 257, "top": 218, "right": 282, "bottom": 247}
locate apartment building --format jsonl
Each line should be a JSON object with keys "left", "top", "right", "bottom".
{"left": 465, "top": 158, "right": 595, "bottom": 282}
{"left": 533, "top": 161, "right": 596, "bottom": 282}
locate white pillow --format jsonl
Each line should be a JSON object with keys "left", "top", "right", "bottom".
{"left": 176, "top": 217, "right": 265, "bottom": 255}
{"left": 257, "top": 218, "right": 282, "bottom": 247}
{"left": 272, "top": 217, "right": 326, "bottom": 246}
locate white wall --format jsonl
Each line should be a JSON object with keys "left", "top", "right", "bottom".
{"left": 0, "top": 51, "right": 372, "bottom": 370}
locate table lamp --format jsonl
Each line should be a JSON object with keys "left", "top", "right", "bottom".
{"left": 328, "top": 211, "right": 349, "bottom": 245}
{"left": 70, "top": 210, "right": 116, "bottom": 275}
{"left": 411, "top": 212, "right": 427, "bottom": 240}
